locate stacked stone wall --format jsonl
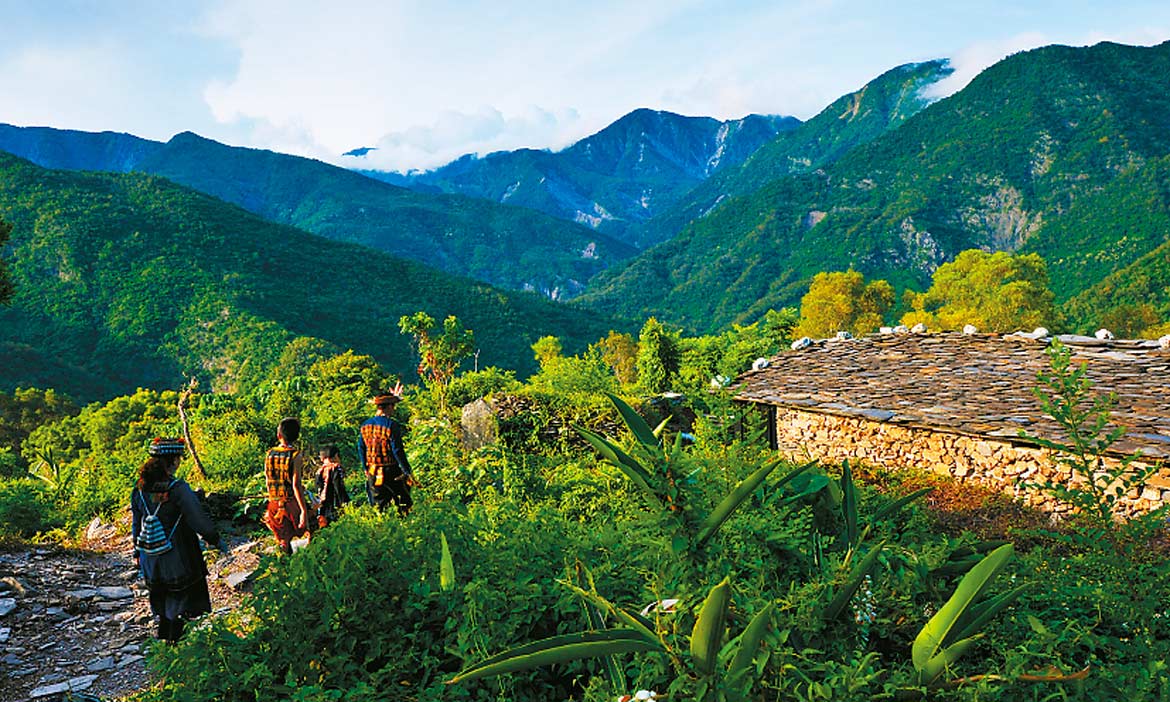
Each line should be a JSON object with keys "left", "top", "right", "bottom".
{"left": 770, "top": 407, "right": 1167, "bottom": 518}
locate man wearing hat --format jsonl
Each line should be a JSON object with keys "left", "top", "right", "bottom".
{"left": 359, "top": 382, "right": 417, "bottom": 515}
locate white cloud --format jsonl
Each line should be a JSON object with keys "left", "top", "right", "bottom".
{"left": 342, "top": 105, "right": 582, "bottom": 172}
{"left": 2, "top": 1, "right": 1169, "bottom": 172}
{"left": 924, "top": 27, "right": 1170, "bottom": 102}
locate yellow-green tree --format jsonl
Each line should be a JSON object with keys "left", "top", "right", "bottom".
{"left": 399, "top": 312, "right": 475, "bottom": 413}
{"left": 593, "top": 330, "right": 638, "bottom": 386}
{"left": 794, "top": 270, "right": 894, "bottom": 338}
{"left": 901, "top": 250, "right": 1054, "bottom": 332}
{"left": 531, "top": 336, "right": 563, "bottom": 370}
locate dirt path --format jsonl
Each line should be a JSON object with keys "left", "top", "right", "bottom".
{"left": 0, "top": 522, "right": 262, "bottom": 702}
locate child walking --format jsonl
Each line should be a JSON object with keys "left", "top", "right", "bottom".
{"left": 263, "top": 417, "right": 310, "bottom": 555}
{"left": 315, "top": 445, "right": 350, "bottom": 528}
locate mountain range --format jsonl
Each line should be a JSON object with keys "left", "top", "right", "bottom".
{"left": 0, "top": 126, "right": 634, "bottom": 300}
{"left": 2, "top": 38, "right": 1169, "bottom": 401}
{"left": 575, "top": 40, "right": 1170, "bottom": 333}
{"left": 352, "top": 110, "right": 800, "bottom": 248}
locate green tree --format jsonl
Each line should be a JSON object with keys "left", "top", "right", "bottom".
{"left": 398, "top": 312, "right": 475, "bottom": 413}
{"left": 593, "top": 331, "right": 638, "bottom": 386}
{"left": 0, "top": 217, "right": 14, "bottom": 305}
{"left": 0, "top": 388, "right": 80, "bottom": 476}
{"left": 794, "top": 270, "right": 894, "bottom": 338}
{"left": 636, "top": 317, "right": 680, "bottom": 394}
{"left": 531, "top": 336, "right": 563, "bottom": 370}
{"left": 902, "top": 250, "right": 1055, "bottom": 332}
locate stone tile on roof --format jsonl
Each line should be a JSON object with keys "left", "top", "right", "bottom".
{"left": 734, "top": 332, "right": 1170, "bottom": 460}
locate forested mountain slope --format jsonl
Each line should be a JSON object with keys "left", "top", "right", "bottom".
{"left": 0, "top": 153, "right": 625, "bottom": 401}
{"left": 576, "top": 41, "right": 1170, "bottom": 333}
{"left": 0, "top": 129, "right": 634, "bottom": 299}
{"left": 634, "top": 60, "right": 954, "bottom": 247}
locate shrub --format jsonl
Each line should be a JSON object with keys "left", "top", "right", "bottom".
{"left": 0, "top": 478, "right": 60, "bottom": 537}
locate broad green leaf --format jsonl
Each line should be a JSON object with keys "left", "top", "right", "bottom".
{"left": 841, "top": 461, "right": 858, "bottom": 548}
{"left": 912, "top": 544, "right": 1014, "bottom": 670}
{"left": 651, "top": 415, "right": 671, "bottom": 439}
{"left": 949, "top": 584, "right": 1030, "bottom": 644}
{"left": 574, "top": 424, "right": 660, "bottom": 504}
{"left": 606, "top": 392, "right": 660, "bottom": 449}
{"left": 695, "top": 460, "right": 812, "bottom": 548}
{"left": 691, "top": 577, "right": 731, "bottom": 675}
{"left": 562, "top": 582, "right": 659, "bottom": 643}
{"left": 871, "top": 487, "right": 934, "bottom": 522}
{"left": 448, "top": 629, "right": 663, "bottom": 684}
{"left": 823, "top": 540, "right": 885, "bottom": 621}
{"left": 916, "top": 635, "right": 982, "bottom": 685}
{"left": 728, "top": 602, "right": 774, "bottom": 680}
{"left": 439, "top": 532, "right": 455, "bottom": 592}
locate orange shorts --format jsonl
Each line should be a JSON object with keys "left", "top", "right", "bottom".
{"left": 264, "top": 498, "right": 310, "bottom": 544}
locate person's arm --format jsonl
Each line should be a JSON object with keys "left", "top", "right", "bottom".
{"left": 337, "top": 466, "right": 351, "bottom": 504}
{"left": 130, "top": 490, "right": 142, "bottom": 563}
{"left": 173, "top": 481, "right": 222, "bottom": 549}
{"left": 357, "top": 429, "right": 368, "bottom": 474}
{"left": 390, "top": 420, "right": 414, "bottom": 481}
{"left": 291, "top": 452, "right": 308, "bottom": 529}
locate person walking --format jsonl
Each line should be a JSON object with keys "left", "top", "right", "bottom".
{"left": 359, "top": 384, "right": 417, "bottom": 515}
{"left": 314, "top": 444, "right": 350, "bottom": 528}
{"left": 263, "top": 417, "right": 310, "bottom": 554}
{"left": 131, "top": 437, "right": 224, "bottom": 643}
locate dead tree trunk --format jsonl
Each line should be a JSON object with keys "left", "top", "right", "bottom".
{"left": 178, "top": 378, "right": 208, "bottom": 482}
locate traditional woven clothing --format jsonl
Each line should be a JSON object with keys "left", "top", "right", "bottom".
{"left": 131, "top": 477, "right": 220, "bottom": 642}
{"left": 359, "top": 415, "right": 413, "bottom": 514}
{"left": 264, "top": 446, "right": 309, "bottom": 546}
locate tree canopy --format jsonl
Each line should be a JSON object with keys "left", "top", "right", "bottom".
{"left": 794, "top": 270, "right": 894, "bottom": 338}
{"left": 902, "top": 250, "right": 1055, "bottom": 332}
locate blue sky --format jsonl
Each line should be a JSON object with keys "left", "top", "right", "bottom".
{"left": 2, "top": 1, "right": 1169, "bottom": 171}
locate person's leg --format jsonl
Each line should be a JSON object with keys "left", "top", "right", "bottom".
{"left": 390, "top": 481, "right": 413, "bottom": 516}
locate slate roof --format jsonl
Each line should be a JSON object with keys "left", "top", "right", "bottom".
{"left": 733, "top": 332, "right": 1170, "bottom": 460}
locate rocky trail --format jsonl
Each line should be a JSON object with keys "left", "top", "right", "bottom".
{"left": 0, "top": 518, "right": 263, "bottom": 702}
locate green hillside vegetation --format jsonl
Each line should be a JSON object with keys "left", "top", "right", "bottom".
{"left": 1066, "top": 237, "right": 1170, "bottom": 336}
{"left": 579, "top": 41, "right": 1170, "bottom": 333}
{"left": 134, "top": 133, "right": 636, "bottom": 298}
{"left": 634, "top": 60, "right": 953, "bottom": 247}
{"left": 0, "top": 152, "right": 628, "bottom": 401}
{"left": 2, "top": 325, "right": 1168, "bottom": 701}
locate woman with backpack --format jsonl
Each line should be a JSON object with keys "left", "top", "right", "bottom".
{"left": 131, "top": 437, "right": 224, "bottom": 643}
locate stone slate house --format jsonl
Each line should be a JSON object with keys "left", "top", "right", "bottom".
{"left": 733, "top": 331, "right": 1170, "bottom": 516}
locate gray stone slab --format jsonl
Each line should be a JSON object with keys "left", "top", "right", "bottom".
{"left": 29, "top": 674, "right": 99, "bottom": 698}
{"left": 96, "top": 586, "right": 133, "bottom": 600}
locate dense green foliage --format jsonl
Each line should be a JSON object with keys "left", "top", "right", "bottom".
{"left": 1, "top": 316, "right": 1168, "bottom": 700}
{"left": 0, "top": 215, "right": 13, "bottom": 305}
{"left": 579, "top": 41, "right": 1170, "bottom": 334}
{"left": 0, "top": 153, "right": 629, "bottom": 401}
{"left": 1064, "top": 218, "right": 1170, "bottom": 337}
{"left": 794, "top": 270, "right": 894, "bottom": 338}
{"left": 901, "top": 250, "right": 1055, "bottom": 332}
